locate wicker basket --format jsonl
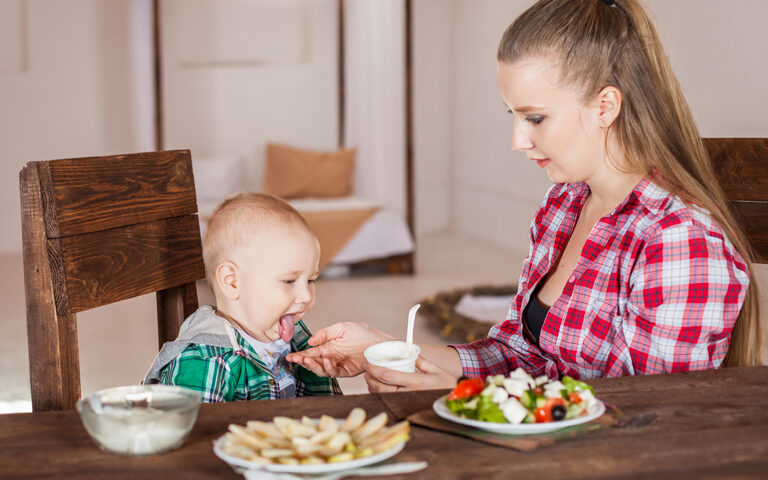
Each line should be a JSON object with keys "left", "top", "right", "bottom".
{"left": 418, "top": 284, "right": 517, "bottom": 343}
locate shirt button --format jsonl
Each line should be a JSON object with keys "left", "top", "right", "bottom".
{"left": 268, "top": 379, "right": 275, "bottom": 386}
{"left": 569, "top": 275, "right": 576, "bottom": 283}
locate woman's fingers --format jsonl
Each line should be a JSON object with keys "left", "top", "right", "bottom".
{"left": 415, "top": 355, "right": 440, "bottom": 373}
{"left": 363, "top": 371, "right": 399, "bottom": 393}
{"left": 415, "top": 356, "right": 460, "bottom": 389}
{"left": 307, "top": 322, "right": 358, "bottom": 347}
{"left": 288, "top": 346, "right": 328, "bottom": 360}
{"left": 295, "top": 358, "right": 324, "bottom": 377}
{"left": 364, "top": 364, "right": 419, "bottom": 391}
{"left": 306, "top": 328, "right": 332, "bottom": 347}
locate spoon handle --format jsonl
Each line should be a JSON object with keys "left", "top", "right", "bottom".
{"left": 406, "top": 304, "right": 420, "bottom": 348}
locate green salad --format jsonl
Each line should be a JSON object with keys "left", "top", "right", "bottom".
{"left": 445, "top": 368, "right": 599, "bottom": 424}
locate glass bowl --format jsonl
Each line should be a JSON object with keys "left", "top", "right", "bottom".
{"left": 76, "top": 385, "right": 201, "bottom": 456}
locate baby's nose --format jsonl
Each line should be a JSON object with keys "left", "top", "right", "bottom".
{"left": 295, "top": 284, "right": 313, "bottom": 304}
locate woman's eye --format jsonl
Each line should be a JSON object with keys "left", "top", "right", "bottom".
{"left": 283, "top": 280, "right": 296, "bottom": 285}
{"left": 308, "top": 278, "right": 318, "bottom": 284}
{"left": 527, "top": 116, "right": 545, "bottom": 125}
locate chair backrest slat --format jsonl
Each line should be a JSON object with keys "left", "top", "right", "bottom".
{"left": 727, "top": 200, "right": 768, "bottom": 263}
{"left": 705, "top": 138, "right": 768, "bottom": 262}
{"left": 57, "top": 215, "right": 204, "bottom": 314}
{"left": 39, "top": 150, "right": 198, "bottom": 237}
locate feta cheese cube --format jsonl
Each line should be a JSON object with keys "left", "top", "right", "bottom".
{"left": 492, "top": 388, "right": 509, "bottom": 404}
{"left": 508, "top": 368, "right": 536, "bottom": 388}
{"left": 481, "top": 384, "right": 497, "bottom": 397}
{"left": 502, "top": 378, "right": 528, "bottom": 397}
{"left": 500, "top": 398, "right": 528, "bottom": 424}
{"left": 543, "top": 380, "right": 565, "bottom": 398}
{"left": 576, "top": 388, "right": 597, "bottom": 408}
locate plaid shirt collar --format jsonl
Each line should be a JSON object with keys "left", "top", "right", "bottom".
{"left": 560, "top": 177, "right": 671, "bottom": 219}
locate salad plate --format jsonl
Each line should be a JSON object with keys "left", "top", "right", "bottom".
{"left": 213, "top": 436, "right": 405, "bottom": 474}
{"left": 433, "top": 394, "right": 605, "bottom": 435}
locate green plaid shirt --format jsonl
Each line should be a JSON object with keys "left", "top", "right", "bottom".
{"left": 158, "top": 320, "right": 341, "bottom": 402}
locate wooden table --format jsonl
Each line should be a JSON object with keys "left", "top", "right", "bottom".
{"left": 1, "top": 366, "right": 767, "bottom": 479}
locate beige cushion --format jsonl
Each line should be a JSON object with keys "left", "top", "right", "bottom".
{"left": 262, "top": 143, "right": 356, "bottom": 198}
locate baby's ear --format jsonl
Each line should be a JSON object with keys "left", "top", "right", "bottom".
{"left": 215, "top": 260, "right": 240, "bottom": 300}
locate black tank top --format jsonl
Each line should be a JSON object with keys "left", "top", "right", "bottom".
{"left": 523, "top": 280, "right": 550, "bottom": 345}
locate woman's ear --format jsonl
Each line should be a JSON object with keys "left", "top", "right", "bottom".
{"left": 596, "top": 85, "right": 622, "bottom": 128}
{"left": 215, "top": 260, "right": 240, "bottom": 300}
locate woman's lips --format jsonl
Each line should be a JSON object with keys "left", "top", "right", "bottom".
{"left": 534, "top": 158, "right": 550, "bottom": 168}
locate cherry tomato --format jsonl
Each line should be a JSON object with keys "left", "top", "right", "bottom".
{"left": 534, "top": 397, "right": 567, "bottom": 423}
{"left": 447, "top": 378, "right": 484, "bottom": 400}
{"left": 534, "top": 406, "right": 551, "bottom": 423}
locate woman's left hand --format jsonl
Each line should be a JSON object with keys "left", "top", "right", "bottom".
{"left": 364, "top": 356, "right": 458, "bottom": 393}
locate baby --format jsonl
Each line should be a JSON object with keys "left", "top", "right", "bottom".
{"left": 144, "top": 192, "right": 341, "bottom": 401}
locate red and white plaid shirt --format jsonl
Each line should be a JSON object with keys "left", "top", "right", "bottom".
{"left": 452, "top": 178, "right": 749, "bottom": 379}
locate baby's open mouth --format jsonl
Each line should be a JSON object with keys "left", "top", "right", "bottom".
{"left": 278, "top": 314, "right": 297, "bottom": 342}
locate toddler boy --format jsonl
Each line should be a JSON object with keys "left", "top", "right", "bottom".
{"left": 144, "top": 193, "right": 341, "bottom": 401}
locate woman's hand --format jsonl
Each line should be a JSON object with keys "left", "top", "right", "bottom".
{"left": 364, "top": 356, "right": 458, "bottom": 393}
{"left": 287, "top": 322, "right": 392, "bottom": 378}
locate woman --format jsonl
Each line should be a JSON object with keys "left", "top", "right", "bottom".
{"left": 287, "top": 0, "right": 762, "bottom": 391}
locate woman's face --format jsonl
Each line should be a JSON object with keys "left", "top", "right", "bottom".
{"left": 496, "top": 58, "right": 606, "bottom": 185}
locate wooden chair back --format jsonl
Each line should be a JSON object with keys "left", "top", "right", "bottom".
{"left": 704, "top": 138, "right": 768, "bottom": 263}
{"left": 20, "top": 150, "right": 206, "bottom": 411}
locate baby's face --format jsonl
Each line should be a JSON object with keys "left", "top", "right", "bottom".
{"left": 235, "top": 223, "right": 320, "bottom": 343}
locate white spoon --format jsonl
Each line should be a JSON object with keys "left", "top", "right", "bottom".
{"left": 406, "top": 304, "right": 420, "bottom": 356}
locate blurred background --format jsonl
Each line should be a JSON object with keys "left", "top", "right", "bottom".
{"left": 2, "top": 0, "right": 767, "bottom": 413}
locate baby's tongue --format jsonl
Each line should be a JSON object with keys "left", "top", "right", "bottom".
{"left": 278, "top": 314, "right": 296, "bottom": 342}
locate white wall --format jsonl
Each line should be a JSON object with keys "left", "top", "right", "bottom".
{"left": 160, "top": 0, "right": 339, "bottom": 193}
{"left": 412, "top": 0, "right": 768, "bottom": 256}
{"left": 411, "top": 0, "right": 455, "bottom": 236}
{"left": 344, "top": 0, "right": 408, "bottom": 215}
{"left": 0, "top": 0, "right": 155, "bottom": 254}
{"left": 3, "top": 0, "right": 767, "bottom": 257}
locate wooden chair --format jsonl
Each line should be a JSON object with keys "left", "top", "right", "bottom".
{"left": 20, "top": 150, "right": 206, "bottom": 411}
{"left": 705, "top": 138, "right": 768, "bottom": 262}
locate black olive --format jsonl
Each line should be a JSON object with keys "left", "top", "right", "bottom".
{"left": 552, "top": 405, "right": 567, "bottom": 421}
{"left": 457, "top": 376, "right": 469, "bottom": 384}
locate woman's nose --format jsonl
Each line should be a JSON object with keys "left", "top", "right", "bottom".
{"left": 510, "top": 123, "right": 533, "bottom": 151}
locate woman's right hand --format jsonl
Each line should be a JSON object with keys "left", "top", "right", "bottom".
{"left": 286, "top": 322, "right": 393, "bottom": 378}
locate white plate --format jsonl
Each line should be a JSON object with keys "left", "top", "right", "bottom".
{"left": 213, "top": 436, "right": 405, "bottom": 474}
{"left": 432, "top": 395, "right": 605, "bottom": 435}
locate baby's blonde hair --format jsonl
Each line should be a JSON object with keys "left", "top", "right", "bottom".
{"left": 202, "top": 192, "right": 311, "bottom": 287}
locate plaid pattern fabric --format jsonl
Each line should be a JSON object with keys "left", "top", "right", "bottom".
{"left": 452, "top": 178, "right": 749, "bottom": 379}
{"left": 159, "top": 320, "right": 341, "bottom": 402}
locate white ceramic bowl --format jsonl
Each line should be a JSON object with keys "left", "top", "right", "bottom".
{"left": 76, "top": 385, "right": 201, "bottom": 456}
{"left": 364, "top": 341, "right": 421, "bottom": 373}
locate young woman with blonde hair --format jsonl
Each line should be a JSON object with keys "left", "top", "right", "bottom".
{"left": 288, "top": 0, "right": 762, "bottom": 390}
